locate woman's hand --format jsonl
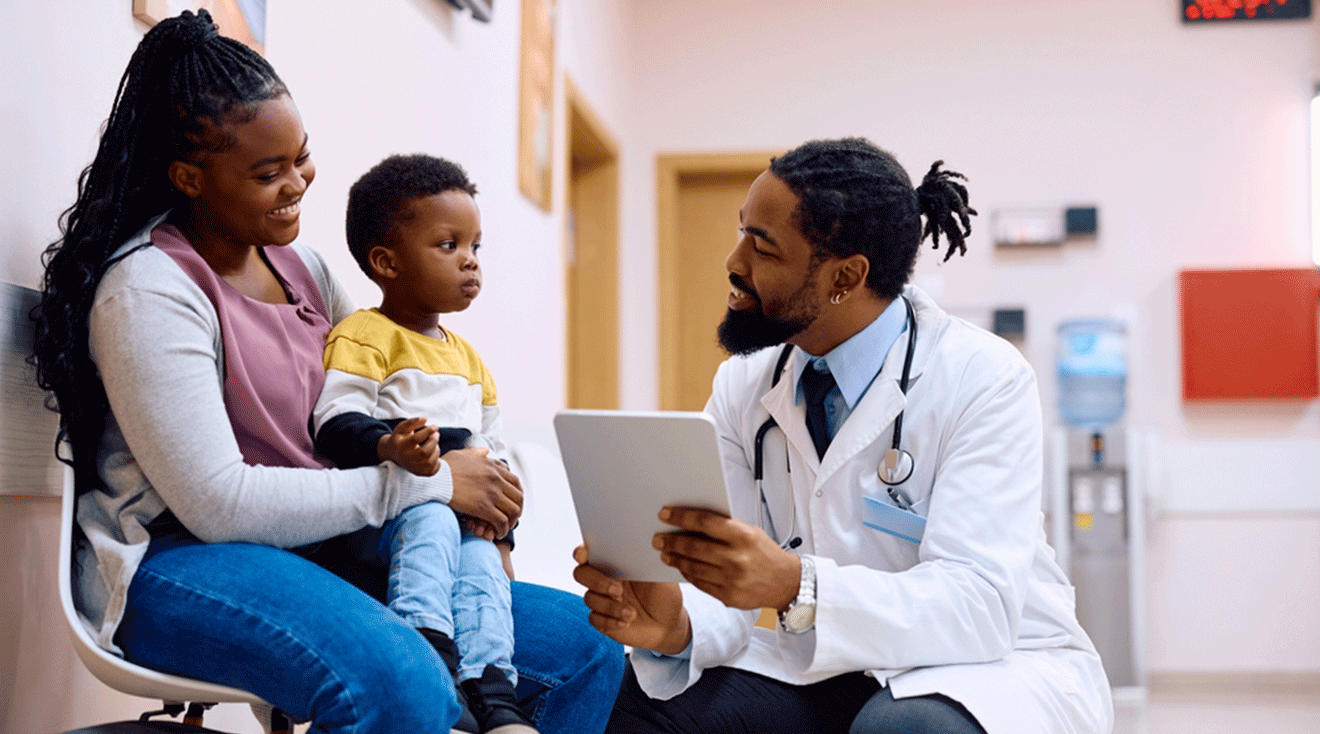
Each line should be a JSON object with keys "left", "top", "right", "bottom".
{"left": 376, "top": 417, "right": 440, "bottom": 476}
{"left": 445, "top": 446, "right": 523, "bottom": 538}
{"left": 573, "top": 545, "right": 691, "bottom": 654}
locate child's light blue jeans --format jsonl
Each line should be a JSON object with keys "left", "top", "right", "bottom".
{"left": 116, "top": 509, "right": 624, "bottom": 734}
{"left": 323, "top": 501, "right": 516, "bottom": 685}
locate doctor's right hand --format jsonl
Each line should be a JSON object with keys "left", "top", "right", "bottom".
{"left": 573, "top": 545, "right": 691, "bottom": 655}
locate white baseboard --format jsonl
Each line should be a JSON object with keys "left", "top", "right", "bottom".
{"left": 1148, "top": 671, "right": 1320, "bottom": 697}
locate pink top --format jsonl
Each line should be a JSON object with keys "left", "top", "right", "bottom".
{"left": 152, "top": 223, "right": 334, "bottom": 469}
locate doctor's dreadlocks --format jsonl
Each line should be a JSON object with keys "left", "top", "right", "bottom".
{"left": 768, "top": 137, "right": 976, "bottom": 300}
{"left": 34, "top": 9, "right": 287, "bottom": 495}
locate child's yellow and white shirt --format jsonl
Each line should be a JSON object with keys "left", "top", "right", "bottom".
{"left": 311, "top": 308, "right": 505, "bottom": 468}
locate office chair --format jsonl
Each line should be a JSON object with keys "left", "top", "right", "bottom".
{"left": 57, "top": 464, "right": 288, "bottom": 733}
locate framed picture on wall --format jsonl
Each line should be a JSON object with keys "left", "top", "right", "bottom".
{"left": 517, "top": 0, "right": 555, "bottom": 211}
{"left": 0, "top": 283, "right": 62, "bottom": 497}
{"left": 133, "top": 0, "right": 267, "bottom": 55}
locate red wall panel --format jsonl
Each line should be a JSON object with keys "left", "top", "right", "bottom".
{"left": 1179, "top": 268, "right": 1320, "bottom": 400}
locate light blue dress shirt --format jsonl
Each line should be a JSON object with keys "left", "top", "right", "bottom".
{"left": 792, "top": 297, "right": 910, "bottom": 442}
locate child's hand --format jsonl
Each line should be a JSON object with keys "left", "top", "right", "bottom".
{"left": 463, "top": 516, "right": 499, "bottom": 541}
{"left": 377, "top": 417, "right": 441, "bottom": 476}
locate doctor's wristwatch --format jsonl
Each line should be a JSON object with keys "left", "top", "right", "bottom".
{"left": 778, "top": 555, "right": 817, "bottom": 634}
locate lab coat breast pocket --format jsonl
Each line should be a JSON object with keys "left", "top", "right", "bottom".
{"left": 856, "top": 472, "right": 926, "bottom": 568}
{"left": 862, "top": 495, "right": 926, "bottom": 544}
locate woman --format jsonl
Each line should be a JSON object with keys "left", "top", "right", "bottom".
{"left": 34, "top": 10, "right": 621, "bottom": 733}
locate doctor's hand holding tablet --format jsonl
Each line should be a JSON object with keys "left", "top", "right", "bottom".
{"left": 571, "top": 505, "right": 805, "bottom": 654}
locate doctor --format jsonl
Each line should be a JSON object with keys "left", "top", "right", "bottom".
{"left": 574, "top": 137, "right": 1113, "bottom": 734}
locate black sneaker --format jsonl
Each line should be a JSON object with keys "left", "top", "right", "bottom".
{"left": 450, "top": 680, "right": 481, "bottom": 733}
{"left": 418, "top": 628, "right": 481, "bottom": 733}
{"left": 459, "top": 664, "right": 537, "bottom": 732}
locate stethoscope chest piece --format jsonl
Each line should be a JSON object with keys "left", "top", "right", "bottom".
{"left": 880, "top": 447, "right": 914, "bottom": 486}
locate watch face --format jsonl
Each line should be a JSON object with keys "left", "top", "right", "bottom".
{"left": 785, "top": 603, "right": 816, "bottom": 633}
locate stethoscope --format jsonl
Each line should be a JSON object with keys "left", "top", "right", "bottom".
{"left": 754, "top": 296, "right": 918, "bottom": 550}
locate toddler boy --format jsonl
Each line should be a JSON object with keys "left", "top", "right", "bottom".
{"left": 312, "top": 154, "right": 534, "bottom": 734}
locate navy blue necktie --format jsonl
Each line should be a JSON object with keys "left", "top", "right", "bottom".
{"left": 800, "top": 361, "right": 837, "bottom": 460}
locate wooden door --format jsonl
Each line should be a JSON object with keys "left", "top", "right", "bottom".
{"left": 657, "top": 154, "right": 777, "bottom": 410}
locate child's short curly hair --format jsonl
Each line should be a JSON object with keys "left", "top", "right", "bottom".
{"left": 345, "top": 153, "right": 478, "bottom": 278}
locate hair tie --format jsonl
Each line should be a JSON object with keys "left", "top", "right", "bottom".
{"left": 158, "top": 8, "right": 219, "bottom": 50}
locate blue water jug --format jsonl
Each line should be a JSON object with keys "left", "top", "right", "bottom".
{"left": 1056, "top": 320, "right": 1126, "bottom": 431}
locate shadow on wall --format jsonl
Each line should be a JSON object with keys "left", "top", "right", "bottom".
{"left": 0, "top": 497, "right": 135, "bottom": 734}
{"left": 504, "top": 420, "right": 585, "bottom": 595}
{"left": 1181, "top": 400, "right": 1315, "bottom": 435}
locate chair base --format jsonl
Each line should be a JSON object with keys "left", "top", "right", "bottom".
{"left": 61, "top": 721, "right": 235, "bottom": 734}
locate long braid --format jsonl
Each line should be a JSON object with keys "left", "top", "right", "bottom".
{"left": 768, "top": 137, "right": 976, "bottom": 299}
{"left": 33, "top": 9, "right": 287, "bottom": 495}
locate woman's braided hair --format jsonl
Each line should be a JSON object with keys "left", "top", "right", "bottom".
{"left": 767, "top": 137, "right": 976, "bottom": 299}
{"left": 33, "top": 9, "right": 287, "bottom": 493}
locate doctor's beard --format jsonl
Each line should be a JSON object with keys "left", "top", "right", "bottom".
{"left": 716, "top": 277, "right": 820, "bottom": 356}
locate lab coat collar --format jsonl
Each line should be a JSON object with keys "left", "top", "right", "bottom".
{"left": 760, "top": 354, "right": 818, "bottom": 477}
{"left": 886, "top": 284, "right": 944, "bottom": 385}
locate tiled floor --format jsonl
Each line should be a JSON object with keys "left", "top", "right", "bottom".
{"left": 1113, "top": 687, "right": 1320, "bottom": 734}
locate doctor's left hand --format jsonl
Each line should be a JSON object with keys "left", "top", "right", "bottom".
{"left": 654, "top": 506, "right": 801, "bottom": 612}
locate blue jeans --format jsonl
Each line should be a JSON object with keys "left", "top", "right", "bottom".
{"left": 320, "top": 502, "right": 515, "bottom": 684}
{"left": 117, "top": 513, "right": 624, "bottom": 734}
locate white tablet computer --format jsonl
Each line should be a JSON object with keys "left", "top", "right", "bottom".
{"left": 554, "top": 409, "right": 732, "bottom": 583}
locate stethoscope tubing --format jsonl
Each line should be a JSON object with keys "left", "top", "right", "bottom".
{"left": 889, "top": 296, "right": 918, "bottom": 454}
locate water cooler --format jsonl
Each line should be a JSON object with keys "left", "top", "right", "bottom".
{"left": 1048, "top": 320, "right": 1145, "bottom": 692}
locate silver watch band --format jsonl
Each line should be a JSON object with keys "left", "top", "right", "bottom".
{"left": 779, "top": 555, "right": 816, "bottom": 633}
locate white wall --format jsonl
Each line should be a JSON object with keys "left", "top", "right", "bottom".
{"left": 621, "top": 0, "right": 1320, "bottom": 673}
{"left": 0, "top": 1, "right": 634, "bottom": 731}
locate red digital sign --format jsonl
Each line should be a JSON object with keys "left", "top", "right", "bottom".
{"left": 1188, "top": 0, "right": 1309, "bottom": 19}
{"left": 1183, "top": 0, "right": 1311, "bottom": 21}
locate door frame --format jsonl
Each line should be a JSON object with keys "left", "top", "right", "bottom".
{"left": 564, "top": 77, "right": 621, "bottom": 408}
{"left": 655, "top": 152, "right": 779, "bottom": 409}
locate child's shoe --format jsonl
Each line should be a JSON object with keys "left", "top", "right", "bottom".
{"left": 460, "top": 664, "right": 539, "bottom": 734}
{"left": 419, "top": 628, "right": 481, "bottom": 733}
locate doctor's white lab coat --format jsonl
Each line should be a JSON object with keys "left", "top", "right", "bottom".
{"left": 631, "top": 286, "right": 1114, "bottom": 734}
